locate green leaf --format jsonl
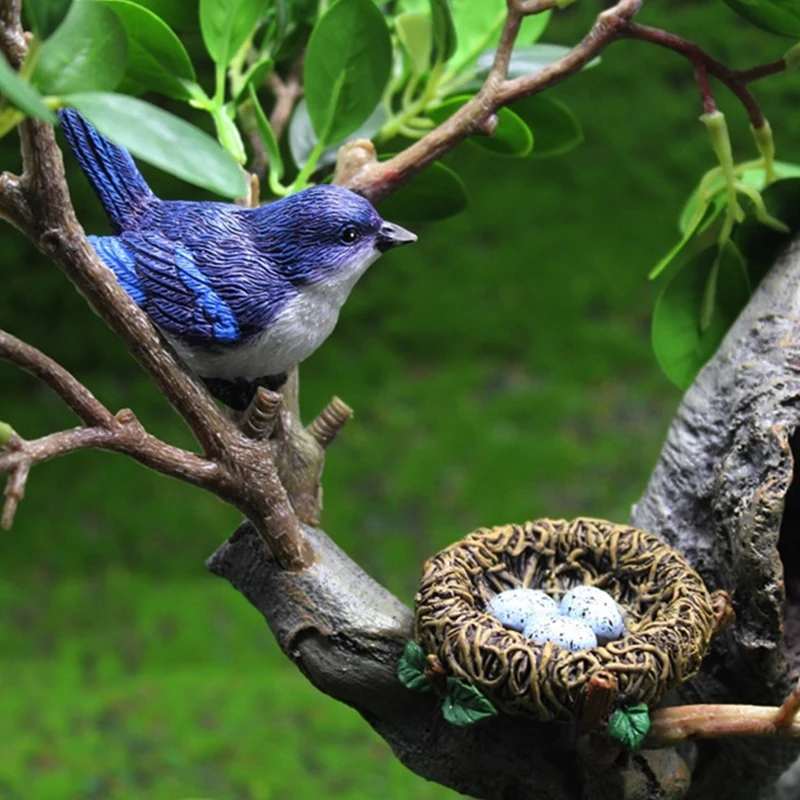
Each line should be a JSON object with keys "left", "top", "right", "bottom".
{"left": 722, "top": 0, "right": 800, "bottom": 37}
{"left": 735, "top": 177, "right": 800, "bottom": 286}
{"left": 62, "top": 92, "right": 247, "bottom": 198}
{"left": 428, "top": 95, "right": 532, "bottom": 157}
{"left": 678, "top": 161, "right": 800, "bottom": 235}
{"left": 517, "top": 9, "right": 552, "bottom": 46}
{"left": 511, "top": 95, "right": 582, "bottom": 159}
{"left": 652, "top": 242, "right": 751, "bottom": 390}
{"left": 608, "top": 703, "right": 651, "bottom": 750}
{"left": 477, "top": 44, "right": 599, "bottom": 80}
{"left": 304, "top": 0, "right": 392, "bottom": 145}
{"left": 233, "top": 56, "right": 273, "bottom": 104}
{"left": 247, "top": 84, "right": 283, "bottom": 182}
{"left": 447, "top": 0, "right": 550, "bottom": 75}
{"left": 397, "top": 641, "right": 432, "bottom": 692}
{"left": 0, "top": 53, "right": 56, "bottom": 122}
{"left": 200, "top": 0, "right": 265, "bottom": 67}
{"left": 33, "top": 0, "right": 127, "bottom": 95}
{"left": 649, "top": 201, "right": 721, "bottom": 281}
{"left": 101, "top": 0, "right": 196, "bottom": 100}
{"left": 395, "top": 12, "right": 432, "bottom": 76}
{"left": 129, "top": 0, "right": 197, "bottom": 30}
{"left": 211, "top": 105, "right": 246, "bottom": 164}
{"left": 447, "top": 0, "right": 504, "bottom": 73}
{"left": 289, "top": 98, "right": 387, "bottom": 169}
{"left": 430, "top": 0, "right": 457, "bottom": 63}
{"left": 377, "top": 159, "right": 468, "bottom": 222}
{"left": 441, "top": 678, "right": 497, "bottom": 727}
{"left": 24, "top": 0, "right": 73, "bottom": 39}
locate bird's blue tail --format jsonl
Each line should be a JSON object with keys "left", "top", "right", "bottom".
{"left": 58, "top": 108, "right": 156, "bottom": 232}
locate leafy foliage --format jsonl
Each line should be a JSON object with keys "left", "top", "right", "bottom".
{"left": 428, "top": 95, "right": 533, "bottom": 157}
{"left": 0, "top": 53, "right": 55, "bottom": 123}
{"left": 650, "top": 152, "right": 800, "bottom": 389}
{"left": 377, "top": 160, "right": 468, "bottom": 222}
{"left": 303, "top": 0, "right": 392, "bottom": 145}
{"left": 101, "top": 0, "right": 196, "bottom": 99}
{"left": 33, "top": 0, "right": 127, "bottom": 94}
{"left": 652, "top": 243, "right": 751, "bottom": 390}
{"left": 397, "top": 641, "right": 432, "bottom": 692}
{"left": 441, "top": 678, "right": 497, "bottom": 727}
{"left": 62, "top": 92, "right": 247, "bottom": 197}
{"left": 24, "top": 0, "right": 73, "bottom": 39}
{"left": 608, "top": 703, "right": 650, "bottom": 749}
{"left": 722, "top": 0, "right": 800, "bottom": 37}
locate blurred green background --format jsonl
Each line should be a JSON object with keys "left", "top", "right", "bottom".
{"left": 1, "top": 1, "right": 797, "bottom": 798}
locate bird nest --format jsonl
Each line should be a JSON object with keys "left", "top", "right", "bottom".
{"left": 414, "top": 518, "right": 731, "bottom": 722}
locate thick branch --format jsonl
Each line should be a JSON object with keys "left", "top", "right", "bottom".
{"left": 631, "top": 234, "right": 800, "bottom": 797}
{"left": 209, "top": 524, "right": 690, "bottom": 800}
{"left": 646, "top": 705, "right": 800, "bottom": 747}
{"left": 0, "top": 422, "right": 218, "bottom": 490}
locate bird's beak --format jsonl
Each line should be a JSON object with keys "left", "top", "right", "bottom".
{"left": 376, "top": 221, "right": 417, "bottom": 252}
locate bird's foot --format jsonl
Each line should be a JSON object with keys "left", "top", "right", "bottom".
{"left": 202, "top": 373, "right": 288, "bottom": 411}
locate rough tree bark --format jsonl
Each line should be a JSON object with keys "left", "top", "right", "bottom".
{"left": 631, "top": 234, "right": 800, "bottom": 800}
{"left": 210, "top": 238, "right": 800, "bottom": 800}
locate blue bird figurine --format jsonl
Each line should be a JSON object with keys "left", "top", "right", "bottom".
{"left": 57, "top": 109, "right": 417, "bottom": 410}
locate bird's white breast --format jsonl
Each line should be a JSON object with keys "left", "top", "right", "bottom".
{"left": 171, "top": 246, "right": 381, "bottom": 380}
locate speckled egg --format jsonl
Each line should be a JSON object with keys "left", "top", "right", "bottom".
{"left": 560, "top": 585, "right": 626, "bottom": 642}
{"left": 523, "top": 615, "right": 598, "bottom": 651}
{"left": 486, "top": 588, "right": 559, "bottom": 632}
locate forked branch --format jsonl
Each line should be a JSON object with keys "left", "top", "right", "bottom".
{"left": 344, "top": 0, "right": 786, "bottom": 201}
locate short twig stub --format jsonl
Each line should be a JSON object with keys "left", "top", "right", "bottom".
{"left": 414, "top": 518, "right": 717, "bottom": 722}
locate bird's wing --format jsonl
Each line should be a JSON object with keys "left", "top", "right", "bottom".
{"left": 110, "top": 232, "right": 242, "bottom": 346}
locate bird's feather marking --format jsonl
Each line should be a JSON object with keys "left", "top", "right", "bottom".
{"left": 88, "top": 235, "right": 146, "bottom": 304}
{"left": 119, "top": 233, "right": 241, "bottom": 345}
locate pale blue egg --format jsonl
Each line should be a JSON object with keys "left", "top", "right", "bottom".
{"left": 560, "top": 585, "right": 626, "bottom": 642}
{"left": 523, "top": 615, "right": 598, "bottom": 651}
{"left": 486, "top": 588, "right": 558, "bottom": 632}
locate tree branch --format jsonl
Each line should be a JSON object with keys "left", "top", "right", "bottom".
{"left": 0, "top": 5, "right": 311, "bottom": 570}
{"left": 0, "top": 329, "right": 114, "bottom": 427}
{"left": 341, "top": 0, "right": 788, "bottom": 202}
{"left": 619, "top": 23, "right": 782, "bottom": 128}
{"left": 343, "top": 0, "right": 645, "bottom": 201}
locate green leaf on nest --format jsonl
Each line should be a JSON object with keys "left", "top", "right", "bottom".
{"left": 608, "top": 703, "right": 651, "bottom": 749}
{"left": 397, "top": 640, "right": 432, "bottom": 692}
{"left": 442, "top": 678, "right": 497, "bottom": 727}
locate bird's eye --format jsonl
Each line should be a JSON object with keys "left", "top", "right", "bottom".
{"left": 340, "top": 225, "right": 359, "bottom": 244}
